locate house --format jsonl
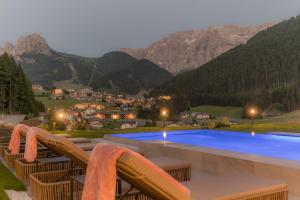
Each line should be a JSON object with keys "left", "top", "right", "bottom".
{"left": 120, "top": 121, "right": 137, "bottom": 129}
{"left": 193, "top": 112, "right": 210, "bottom": 120}
{"left": 89, "top": 120, "right": 104, "bottom": 129}
{"left": 94, "top": 111, "right": 137, "bottom": 120}
{"left": 32, "top": 84, "right": 44, "bottom": 91}
{"left": 51, "top": 88, "right": 63, "bottom": 95}
{"left": 179, "top": 111, "right": 210, "bottom": 124}
{"left": 84, "top": 108, "right": 96, "bottom": 116}
{"left": 159, "top": 96, "right": 172, "bottom": 101}
{"left": 50, "top": 88, "right": 64, "bottom": 100}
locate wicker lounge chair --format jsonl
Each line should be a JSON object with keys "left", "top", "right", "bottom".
{"left": 3, "top": 145, "right": 54, "bottom": 169}
{"left": 15, "top": 156, "right": 72, "bottom": 183}
{"left": 1, "top": 123, "right": 289, "bottom": 200}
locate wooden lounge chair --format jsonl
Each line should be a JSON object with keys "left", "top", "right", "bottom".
{"left": 0, "top": 140, "right": 26, "bottom": 158}
{"left": 3, "top": 145, "right": 54, "bottom": 169}
{"left": 15, "top": 156, "right": 72, "bottom": 183}
{"left": 93, "top": 138, "right": 141, "bottom": 153}
{"left": 75, "top": 142, "right": 98, "bottom": 151}
{"left": 67, "top": 137, "right": 91, "bottom": 144}
{"left": 0, "top": 123, "right": 56, "bottom": 169}
{"left": 23, "top": 127, "right": 191, "bottom": 200}
{"left": 55, "top": 133, "right": 72, "bottom": 138}
{"left": 1, "top": 123, "right": 289, "bottom": 200}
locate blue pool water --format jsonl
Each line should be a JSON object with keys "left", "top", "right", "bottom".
{"left": 112, "top": 130, "right": 300, "bottom": 161}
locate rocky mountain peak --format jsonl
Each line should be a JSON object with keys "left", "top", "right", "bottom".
{"left": 15, "top": 33, "right": 51, "bottom": 56}
{"left": 121, "top": 23, "right": 273, "bottom": 73}
{"left": 0, "top": 33, "right": 52, "bottom": 62}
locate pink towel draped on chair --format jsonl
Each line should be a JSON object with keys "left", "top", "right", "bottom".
{"left": 81, "top": 144, "right": 126, "bottom": 200}
{"left": 24, "top": 127, "right": 40, "bottom": 163}
{"left": 8, "top": 124, "right": 30, "bottom": 155}
{"left": 81, "top": 143, "right": 190, "bottom": 200}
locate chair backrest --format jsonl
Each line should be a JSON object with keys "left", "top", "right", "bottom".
{"left": 117, "top": 152, "right": 191, "bottom": 200}
{"left": 35, "top": 128, "right": 89, "bottom": 168}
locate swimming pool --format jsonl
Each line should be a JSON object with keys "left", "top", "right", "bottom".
{"left": 112, "top": 130, "right": 300, "bottom": 162}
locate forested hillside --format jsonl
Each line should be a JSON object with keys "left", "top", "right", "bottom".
{"left": 90, "top": 52, "right": 172, "bottom": 94}
{"left": 151, "top": 16, "right": 300, "bottom": 112}
{"left": 0, "top": 53, "right": 44, "bottom": 114}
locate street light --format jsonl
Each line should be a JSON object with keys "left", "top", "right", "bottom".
{"left": 160, "top": 108, "right": 169, "bottom": 128}
{"left": 56, "top": 111, "right": 65, "bottom": 121}
{"left": 249, "top": 108, "right": 257, "bottom": 130}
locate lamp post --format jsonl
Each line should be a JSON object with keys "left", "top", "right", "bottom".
{"left": 249, "top": 108, "right": 257, "bottom": 130}
{"left": 160, "top": 108, "right": 169, "bottom": 128}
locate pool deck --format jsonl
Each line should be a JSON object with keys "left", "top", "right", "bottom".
{"left": 105, "top": 134, "right": 300, "bottom": 198}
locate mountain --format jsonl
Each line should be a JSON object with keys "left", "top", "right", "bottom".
{"left": 121, "top": 24, "right": 273, "bottom": 74}
{"left": 0, "top": 34, "right": 172, "bottom": 94}
{"left": 0, "top": 53, "right": 44, "bottom": 114}
{"left": 151, "top": 16, "right": 300, "bottom": 112}
{"left": 0, "top": 34, "right": 95, "bottom": 86}
{"left": 91, "top": 55, "right": 173, "bottom": 94}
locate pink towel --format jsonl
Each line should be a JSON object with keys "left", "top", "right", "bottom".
{"left": 24, "top": 127, "right": 39, "bottom": 163}
{"left": 8, "top": 124, "right": 29, "bottom": 155}
{"left": 81, "top": 144, "right": 190, "bottom": 200}
{"left": 81, "top": 144, "right": 126, "bottom": 200}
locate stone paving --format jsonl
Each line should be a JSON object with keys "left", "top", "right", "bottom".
{"left": 5, "top": 190, "right": 31, "bottom": 200}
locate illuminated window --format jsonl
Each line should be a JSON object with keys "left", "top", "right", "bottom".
{"left": 127, "top": 113, "right": 136, "bottom": 119}
{"left": 111, "top": 114, "right": 120, "bottom": 119}
{"left": 96, "top": 114, "right": 105, "bottom": 119}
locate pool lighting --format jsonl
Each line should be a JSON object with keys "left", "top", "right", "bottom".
{"left": 163, "top": 131, "right": 167, "bottom": 140}
{"left": 252, "top": 132, "right": 255, "bottom": 136}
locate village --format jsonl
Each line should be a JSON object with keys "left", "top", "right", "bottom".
{"left": 33, "top": 84, "right": 216, "bottom": 131}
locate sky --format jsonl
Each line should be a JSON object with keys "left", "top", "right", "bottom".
{"left": 1, "top": 0, "right": 300, "bottom": 57}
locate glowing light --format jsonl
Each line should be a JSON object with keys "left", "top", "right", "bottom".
{"left": 159, "top": 96, "right": 172, "bottom": 101}
{"left": 127, "top": 113, "right": 135, "bottom": 119}
{"left": 249, "top": 108, "right": 257, "bottom": 116}
{"left": 163, "top": 132, "right": 167, "bottom": 140}
{"left": 56, "top": 111, "right": 65, "bottom": 120}
{"left": 111, "top": 114, "right": 120, "bottom": 120}
{"left": 252, "top": 132, "right": 255, "bottom": 136}
{"left": 160, "top": 108, "right": 169, "bottom": 118}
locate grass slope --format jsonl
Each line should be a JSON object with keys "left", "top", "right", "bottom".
{"left": 260, "top": 110, "right": 300, "bottom": 123}
{"left": 35, "top": 96, "right": 82, "bottom": 110}
{"left": 0, "top": 186, "right": 9, "bottom": 200}
{"left": 223, "top": 110, "right": 300, "bottom": 133}
{"left": 191, "top": 105, "right": 243, "bottom": 119}
{"left": 35, "top": 96, "right": 108, "bottom": 110}
{"left": 224, "top": 123, "right": 300, "bottom": 133}
{"left": 0, "top": 161, "right": 25, "bottom": 191}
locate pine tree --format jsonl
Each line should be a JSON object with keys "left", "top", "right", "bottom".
{"left": 0, "top": 53, "right": 45, "bottom": 115}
